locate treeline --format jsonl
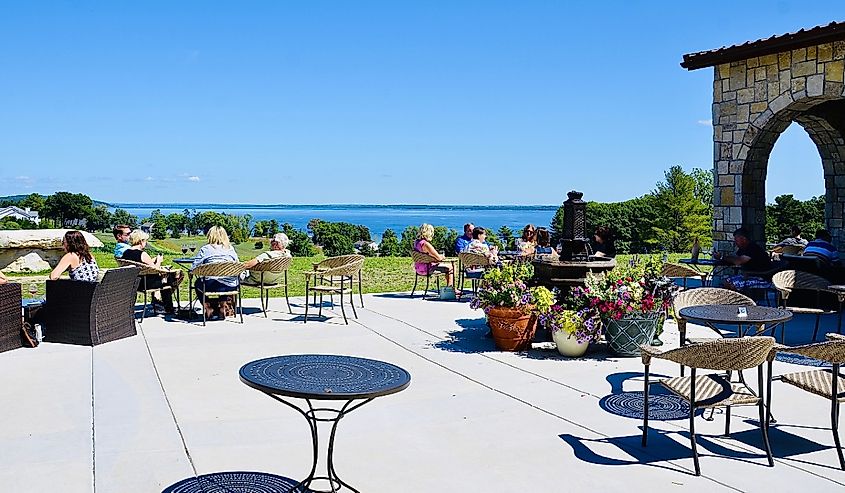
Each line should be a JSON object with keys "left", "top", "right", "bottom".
{"left": 0, "top": 165, "right": 827, "bottom": 255}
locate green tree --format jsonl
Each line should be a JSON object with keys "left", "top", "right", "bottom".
{"left": 399, "top": 226, "right": 420, "bottom": 256}
{"left": 498, "top": 226, "right": 515, "bottom": 251}
{"left": 42, "top": 192, "right": 93, "bottom": 227}
{"left": 20, "top": 193, "right": 45, "bottom": 212}
{"left": 252, "top": 220, "right": 267, "bottom": 238}
{"left": 485, "top": 228, "right": 503, "bottom": 251}
{"left": 283, "top": 223, "right": 317, "bottom": 257}
{"left": 112, "top": 208, "right": 138, "bottom": 228}
{"left": 267, "top": 219, "right": 280, "bottom": 236}
{"left": 648, "top": 165, "right": 711, "bottom": 252}
{"left": 379, "top": 229, "right": 400, "bottom": 257}
{"left": 321, "top": 232, "right": 354, "bottom": 256}
{"left": 765, "top": 194, "right": 825, "bottom": 242}
{"left": 86, "top": 205, "right": 113, "bottom": 232}
{"left": 166, "top": 213, "right": 189, "bottom": 239}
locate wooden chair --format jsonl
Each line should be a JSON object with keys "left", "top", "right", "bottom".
{"left": 662, "top": 262, "right": 708, "bottom": 289}
{"left": 116, "top": 258, "right": 182, "bottom": 323}
{"left": 772, "top": 270, "right": 840, "bottom": 342}
{"left": 190, "top": 262, "right": 245, "bottom": 326}
{"left": 773, "top": 334, "right": 845, "bottom": 470}
{"left": 641, "top": 336, "right": 776, "bottom": 476}
{"left": 410, "top": 250, "right": 449, "bottom": 299}
{"left": 458, "top": 252, "right": 492, "bottom": 297}
{"left": 312, "top": 254, "right": 365, "bottom": 308}
{"left": 304, "top": 258, "right": 364, "bottom": 324}
{"left": 241, "top": 255, "right": 292, "bottom": 317}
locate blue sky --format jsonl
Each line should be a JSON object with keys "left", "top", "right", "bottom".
{"left": 0, "top": 1, "right": 838, "bottom": 205}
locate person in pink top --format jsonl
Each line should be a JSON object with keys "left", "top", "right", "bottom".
{"left": 413, "top": 223, "right": 454, "bottom": 287}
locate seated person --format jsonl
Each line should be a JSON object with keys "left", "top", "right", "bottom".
{"left": 0, "top": 271, "right": 6, "bottom": 284}
{"left": 803, "top": 228, "right": 840, "bottom": 264}
{"left": 454, "top": 223, "right": 474, "bottom": 254}
{"left": 515, "top": 224, "right": 536, "bottom": 254}
{"left": 716, "top": 227, "right": 773, "bottom": 291}
{"left": 50, "top": 230, "right": 100, "bottom": 282}
{"left": 534, "top": 228, "right": 558, "bottom": 257}
{"left": 467, "top": 227, "right": 500, "bottom": 264}
{"left": 113, "top": 224, "right": 131, "bottom": 258}
{"left": 775, "top": 225, "right": 808, "bottom": 248}
{"left": 192, "top": 226, "right": 241, "bottom": 319}
{"left": 122, "top": 229, "right": 184, "bottom": 313}
{"left": 242, "top": 233, "right": 292, "bottom": 285}
{"left": 414, "top": 223, "right": 454, "bottom": 286}
{"left": 591, "top": 226, "right": 616, "bottom": 258}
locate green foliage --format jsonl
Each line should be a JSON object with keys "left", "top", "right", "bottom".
{"left": 765, "top": 194, "right": 824, "bottom": 242}
{"left": 42, "top": 192, "right": 93, "bottom": 227}
{"left": 649, "top": 165, "right": 711, "bottom": 252}
{"left": 432, "top": 226, "right": 458, "bottom": 256}
{"left": 267, "top": 219, "right": 280, "bottom": 236}
{"left": 20, "top": 193, "right": 45, "bottom": 212}
{"left": 498, "top": 226, "right": 516, "bottom": 251}
{"left": 399, "top": 226, "right": 419, "bottom": 255}
{"left": 310, "top": 220, "right": 371, "bottom": 245}
{"left": 379, "top": 229, "right": 400, "bottom": 257}
{"left": 252, "top": 220, "right": 267, "bottom": 237}
{"left": 283, "top": 223, "right": 317, "bottom": 257}
{"left": 469, "top": 262, "right": 552, "bottom": 314}
{"left": 358, "top": 242, "right": 377, "bottom": 257}
{"left": 484, "top": 228, "right": 503, "bottom": 251}
{"left": 321, "top": 232, "right": 354, "bottom": 257}
{"left": 166, "top": 213, "right": 189, "bottom": 239}
{"left": 111, "top": 208, "right": 138, "bottom": 228}
{"left": 86, "top": 205, "right": 113, "bottom": 232}
{"left": 0, "top": 219, "right": 21, "bottom": 230}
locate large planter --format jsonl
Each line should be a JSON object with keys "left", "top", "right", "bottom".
{"left": 487, "top": 306, "right": 537, "bottom": 351}
{"left": 604, "top": 312, "right": 664, "bottom": 357}
{"left": 552, "top": 330, "right": 589, "bottom": 357}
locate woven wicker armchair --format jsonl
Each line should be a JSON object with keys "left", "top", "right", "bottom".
{"left": 0, "top": 283, "right": 24, "bottom": 353}
{"left": 772, "top": 270, "right": 840, "bottom": 342}
{"left": 190, "top": 262, "right": 245, "bottom": 326}
{"left": 242, "top": 255, "right": 293, "bottom": 317}
{"left": 115, "top": 258, "right": 182, "bottom": 323}
{"left": 303, "top": 258, "right": 364, "bottom": 324}
{"left": 410, "top": 250, "right": 454, "bottom": 299}
{"left": 662, "top": 262, "right": 708, "bottom": 289}
{"left": 641, "top": 336, "right": 776, "bottom": 476}
{"left": 773, "top": 334, "right": 845, "bottom": 469}
{"left": 42, "top": 266, "right": 140, "bottom": 346}
{"left": 312, "top": 254, "right": 365, "bottom": 308}
{"left": 457, "top": 252, "right": 492, "bottom": 297}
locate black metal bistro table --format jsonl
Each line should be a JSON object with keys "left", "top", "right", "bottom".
{"left": 679, "top": 304, "right": 793, "bottom": 339}
{"left": 172, "top": 258, "right": 196, "bottom": 319}
{"left": 239, "top": 354, "right": 411, "bottom": 493}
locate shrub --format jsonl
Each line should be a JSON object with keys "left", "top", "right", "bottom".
{"left": 283, "top": 224, "right": 317, "bottom": 257}
{"left": 321, "top": 232, "right": 354, "bottom": 257}
{"left": 359, "top": 242, "right": 377, "bottom": 257}
{"left": 379, "top": 229, "right": 400, "bottom": 257}
{"left": 254, "top": 241, "right": 264, "bottom": 250}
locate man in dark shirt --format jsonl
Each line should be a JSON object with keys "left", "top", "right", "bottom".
{"left": 716, "top": 227, "right": 773, "bottom": 291}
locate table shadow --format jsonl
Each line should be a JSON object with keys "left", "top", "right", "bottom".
{"left": 163, "top": 471, "right": 307, "bottom": 493}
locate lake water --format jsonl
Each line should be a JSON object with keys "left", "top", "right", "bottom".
{"left": 115, "top": 204, "right": 560, "bottom": 241}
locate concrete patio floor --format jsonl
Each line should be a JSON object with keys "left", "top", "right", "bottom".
{"left": 2, "top": 293, "right": 845, "bottom": 492}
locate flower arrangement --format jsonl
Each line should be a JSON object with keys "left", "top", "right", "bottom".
{"left": 538, "top": 305, "right": 602, "bottom": 344}
{"left": 469, "top": 262, "right": 554, "bottom": 315}
{"left": 568, "top": 256, "right": 678, "bottom": 323}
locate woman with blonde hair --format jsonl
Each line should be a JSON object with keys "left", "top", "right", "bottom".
{"left": 192, "top": 226, "right": 241, "bottom": 319}
{"left": 413, "top": 223, "right": 454, "bottom": 287}
{"left": 122, "top": 229, "right": 183, "bottom": 313}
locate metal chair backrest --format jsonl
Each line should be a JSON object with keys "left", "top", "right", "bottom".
{"left": 318, "top": 254, "right": 365, "bottom": 270}
{"left": 248, "top": 255, "right": 292, "bottom": 273}
{"left": 661, "top": 262, "right": 700, "bottom": 279}
{"left": 458, "top": 252, "right": 492, "bottom": 269}
{"left": 321, "top": 258, "right": 365, "bottom": 278}
{"left": 192, "top": 261, "right": 245, "bottom": 278}
{"left": 772, "top": 270, "right": 830, "bottom": 293}
{"left": 411, "top": 250, "right": 439, "bottom": 265}
{"left": 115, "top": 258, "right": 170, "bottom": 277}
{"left": 651, "top": 336, "right": 775, "bottom": 371}
{"left": 777, "top": 338, "right": 845, "bottom": 365}
{"left": 673, "top": 287, "right": 755, "bottom": 315}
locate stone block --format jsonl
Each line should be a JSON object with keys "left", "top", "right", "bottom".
{"left": 714, "top": 125, "right": 723, "bottom": 142}
{"left": 719, "top": 174, "right": 733, "bottom": 186}
{"left": 779, "top": 70, "right": 791, "bottom": 91}
{"left": 737, "top": 88, "right": 754, "bottom": 103}
{"left": 719, "top": 142, "right": 732, "bottom": 159}
{"left": 792, "top": 48, "right": 807, "bottom": 63}
{"left": 734, "top": 175, "right": 743, "bottom": 194}
{"left": 826, "top": 60, "right": 844, "bottom": 82}
{"left": 721, "top": 100, "right": 737, "bottom": 115}
{"left": 754, "top": 66, "right": 766, "bottom": 81}
{"left": 721, "top": 188, "right": 735, "bottom": 206}
{"left": 761, "top": 54, "right": 778, "bottom": 66}
{"left": 751, "top": 101, "right": 768, "bottom": 114}
{"left": 779, "top": 51, "right": 791, "bottom": 70}
{"left": 836, "top": 175, "right": 845, "bottom": 188}
{"left": 730, "top": 73, "right": 746, "bottom": 90}
{"left": 807, "top": 74, "right": 824, "bottom": 96}
{"left": 825, "top": 81, "right": 843, "bottom": 97}
{"left": 729, "top": 206, "right": 742, "bottom": 224}
{"left": 793, "top": 60, "right": 817, "bottom": 77}
{"left": 747, "top": 57, "right": 759, "bottom": 69}
{"left": 0, "top": 230, "right": 103, "bottom": 272}
{"left": 835, "top": 41, "right": 845, "bottom": 60}
{"left": 819, "top": 43, "right": 833, "bottom": 62}
{"left": 754, "top": 81, "right": 767, "bottom": 101}
{"left": 729, "top": 162, "right": 743, "bottom": 174}
{"left": 737, "top": 104, "right": 750, "bottom": 123}
{"left": 770, "top": 93, "right": 793, "bottom": 113}
{"left": 717, "top": 161, "right": 729, "bottom": 174}
{"left": 747, "top": 70, "right": 755, "bottom": 87}
{"left": 719, "top": 64, "right": 731, "bottom": 79}
{"left": 808, "top": 46, "right": 817, "bottom": 60}
{"left": 722, "top": 79, "right": 730, "bottom": 92}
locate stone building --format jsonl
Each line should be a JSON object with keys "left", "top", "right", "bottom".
{"left": 683, "top": 21, "right": 845, "bottom": 252}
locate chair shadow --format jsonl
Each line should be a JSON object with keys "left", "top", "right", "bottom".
{"left": 162, "top": 471, "right": 306, "bottom": 493}
{"left": 600, "top": 371, "right": 702, "bottom": 421}
{"left": 431, "top": 318, "right": 496, "bottom": 353}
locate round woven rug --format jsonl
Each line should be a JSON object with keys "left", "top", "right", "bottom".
{"left": 599, "top": 391, "right": 696, "bottom": 420}
{"left": 163, "top": 472, "right": 302, "bottom": 493}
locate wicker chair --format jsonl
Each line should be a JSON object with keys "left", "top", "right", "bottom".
{"left": 42, "top": 266, "right": 140, "bottom": 346}
{"left": 241, "top": 255, "right": 292, "bottom": 317}
{"left": 312, "top": 254, "right": 365, "bottom": 308}
{"left": 190, "top": 262, "right": 245, "bottom": 326}
{"left": 641, "top": 336, "right": 776, "bottom": 476}
{"left": 304, "top": 258, "right": 364, "bottom": 324}
{"left": 115, "top": 258, "right": 182, "bottom": 323}
{"left": 772, "top": 270, "right": 840, "bottom": 342}
{"left": 662, "top": 262, "right": 708, "bottom": 289}
{"left": 773, "top": 334, "right": 845, "bottom": 470}
{"left": 458, "top": 252, "right": 492, "bottom": 297}
{"left": 0, "top": 283, "right": 24, "bottom": 353}
{"left": 410, "top": 250, "right": 450, "bottom": 299}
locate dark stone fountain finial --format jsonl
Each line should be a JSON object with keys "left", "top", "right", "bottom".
{"left": 566, "top": 191, "right": 584, "bottom": 202}
{"left": 561, "top": 190, "right": 588, "bottom": 261}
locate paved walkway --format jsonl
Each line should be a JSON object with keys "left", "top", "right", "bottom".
{"left": 1, "top": 294, "right": 844, "bottom": 492}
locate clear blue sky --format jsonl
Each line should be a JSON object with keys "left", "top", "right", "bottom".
{"left": 0, "top": 1, "right": 838, "bottom": 205}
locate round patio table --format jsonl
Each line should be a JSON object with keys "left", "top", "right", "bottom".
{"left": 679, "top": 304, "right": 792, "bottom": 337}
{"left": 239, "top": 354, "right": 411, "bottom": 493}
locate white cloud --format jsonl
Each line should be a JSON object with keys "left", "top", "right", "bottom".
{"left": 697, "top": 119, "right": 712, "bottom": 126}
{"left": 144, "top": 176, "right": 154, "bottom": 181}
{"left": 187, "top": 176, "right": 201, "bottom": 182}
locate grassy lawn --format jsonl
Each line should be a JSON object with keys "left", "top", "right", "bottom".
{"left": 7, "top": 234, "right": 697, "bottom": 299}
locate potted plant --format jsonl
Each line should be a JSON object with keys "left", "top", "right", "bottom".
{"left": 569, "top": 257, "right": 677, "bottom": 357}
{"left": 470, "top": 262, "right": 554, "bottom": 351}
{"left": 539, "top": 306, "right": 602, "bottom": 357}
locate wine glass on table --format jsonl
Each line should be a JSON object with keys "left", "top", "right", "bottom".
{"left": 28, "top": 281, "right": 38, "bottom": 298}
{"left": 189, "top": 244, "right": 197, "bottom": 254}
{"left": 181, "top": 244, "right": 188, "bottom": 256}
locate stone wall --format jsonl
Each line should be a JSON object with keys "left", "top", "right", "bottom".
{"left": 711, "top": 41, "right": 845, "bottom": 251}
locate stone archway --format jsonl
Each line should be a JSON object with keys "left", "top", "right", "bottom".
{"left": 683, "top": 22, "right": 845, "bottom": 252}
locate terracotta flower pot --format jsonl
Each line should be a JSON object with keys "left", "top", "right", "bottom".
{"left": 487, "top": 306, "right": 537, "bottom": 351}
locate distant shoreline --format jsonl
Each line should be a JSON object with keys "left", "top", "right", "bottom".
{"left": 113, "top": 203, "right": 560, "bottom": 211}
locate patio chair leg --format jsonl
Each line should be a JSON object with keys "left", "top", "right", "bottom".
{"left": 689, "top": 368, "right": 701, "bottom": 476}
{"left": 758, "top": 365, "right": 774, "bottom": 467}
{"left": 339, "top": 286, "right": 348, "bottom": 325}
{"left": 201, "top": 290, "right": 207, "bottom": 327}
{"left": 725, "top": 406, "right": 731, "bottom": 436}
{"left": 285, "top": 272, "right": 292, "bottom": 314}
{"left": 679, "top": 323, "right": 686, "bottom": 377}
{"left": 358, "top": 274, "right": 364, "bottom": 308}
{"left": 411, "top": 275, "right": 418, "bottom": 298}
{"left": 304, "top": 278, "right": 310, "bottom": 324}
{"left": 140, "top": 291, "right": 147, "bottom": 323}
{"left": 319, "top": 293, "right": 323, "bottom": 317}
{"left": 239, "top": 285, "right": 243, "bottom": 324}
{"left": 833, "top": 363, "right": 845, "bottom": 470}
{"left": 349, "top": 279, "right": 358, "bottom": 319}
{"left": 642, "top": 364, "right": 650, "bottom": 447}
{"left": 812, "top": 315, "right": 821, "bottom": 342}
{"left": 424, "top": 276, "right": 430, "bottom": 300}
